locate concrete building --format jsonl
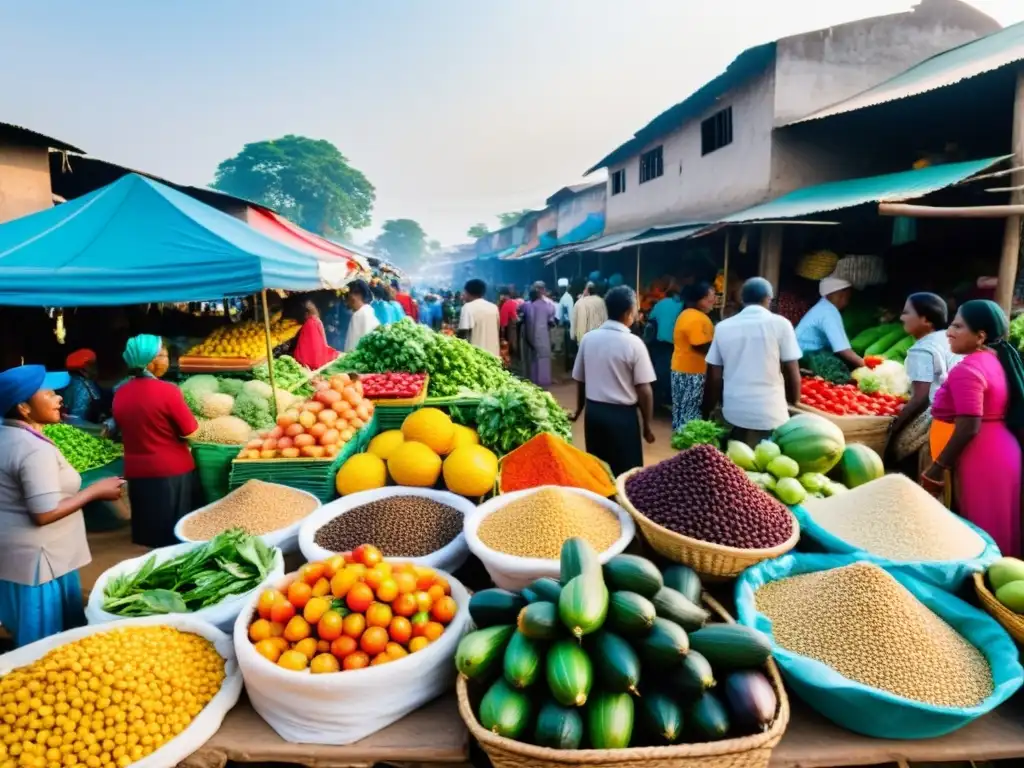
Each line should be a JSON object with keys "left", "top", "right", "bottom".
{"left": 0, "top": 122, "right": 82, "bottom": 224}
{"left": 589, "top": 0, "right": 1001, "bottom": 234}
{"left": 549, "top": 182, "right": 606, "bottom": 246}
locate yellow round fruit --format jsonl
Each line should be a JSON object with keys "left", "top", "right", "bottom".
{"left": 388, "top": 441, "right": 443, "bottom": 487}
{"left": 401, "top": 408, "right": 455, "bottom": 455}
{"left": 450, "top": 424, "right": 480, "bottom": 450}
{"left": 443, "top": 445, "right": 499, "bottom": 497}
{"left": 368, "top": 429, "right": 406, "bottom": 460}
{"left": 336, "top": 453, "right": 388, "bottom": 496}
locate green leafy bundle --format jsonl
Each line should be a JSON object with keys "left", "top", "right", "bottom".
{"left": 802, "top": 351, "right": 852, "bottom": 385}
{"left": 102, "top": 529, "right": 276, "bottom": 616}
{"left": 1011, "top": 312, "right": 1024, "bottom": 353}
{"left": 42, "top": 424, "right": 123, "bottom": 473}
{"left": 474, "top": 381, "right": 572, "bottom": 454}
{"left": 252, "top": 355, "right": 314, "bottom": 397}
{"left": 670, "top": 419, "right": 728, "bottom": 451}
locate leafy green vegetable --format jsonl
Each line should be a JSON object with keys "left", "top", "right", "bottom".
{"left": 102, "top": 529, "right": 276, "bottom": 616}
{"left": 252, "top": 355, "right": 314, "bottom": 397}
{"left": 474, "top": 382, "right": 572, "bottom": 454}
{"left": 670, "top": 420, "right": 728, "bottom": 451}
{"left": 42, "top": 424, "right": 123, "bottom": 473}
{"left": 1011, "top": 313, "right": 1024, "bottom": 353}
{"left": 802, "top": 351, "right": 852, "bottom": 385}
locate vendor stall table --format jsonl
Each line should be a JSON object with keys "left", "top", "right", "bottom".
{"left": 180, "top": 694, "right": 468, "bottom": 768}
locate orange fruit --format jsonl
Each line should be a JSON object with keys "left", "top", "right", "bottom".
{"left": 385, "top": 642, "right": 408, "bottom": 660}
{"left": 303, "top": 596, "right": 331, "bottom": 624}
{"left": 330, "top": 635, "right": 358, "bottom": 659}
{"left": 311, "top": 577, "right": 331, "bottom": 598}
{"left": 317, "top": 611, "right": 344, "bottom": 641}
{"left": 283, "top": 616, "right": 311, "bottom": 643}
{"left": 370, "top": 653, "right": 391, "bottom": 667}
{"left": 287, "top": 581, "right": 312, "bottom": 609}
{"left": 317, "top": 639, "right": 331, "bottom": 654}
{"left": 365, "top": 602, "right": 393, "bottom": 628}
{"left": 431, "top": 596, "right": 458, "bottom": 625}
{"left": 376, "top": 578, "right": 399, "bottom": 603}
{"left": 363, "top": 566, "right": 387, "bottom": 591}
{"left": 342, "top": 612, "right": 366, "bottom": 639}
{"left": 353, "top": 544, "right": 383, "bottom": 568}
{"left": 423, "top": 622, "right": 445, "bottom": 642}
{"left": 310, "top": 653, "right": 341, "bottom": 674}
{"left": 323, "top": 554, "right": 346, "bottom": 578}
{"left": 388, "top": 616, "right": 412, "bottom": 645}
{"left": 342, "top": 651, "right": 370, "bottom": 670}
{"left": 248, "top": 618, "right": 273, "bottom": 643}
{"left": 434, "top": 577, "right": 452, "bottom": 596}
{"left": 414, "top": 591, "right": 433, "bottom": 613}
{"left": 330, "top": 568, "right": 361, "bottom": 599}
{"left": 301, "top": 562, "right": 327, "bottom": 585}
{"left": 293, "top": 637, "right": 319, "bottom": 660}
{"left": 268, "top": 636, "right": 290, "bottom": 653}
{"left": 270, "top": 599, "right": 296, "bottom": 624}
{"left": 360, "top": 626, "right": 389, "bottom": 656}
{"left": 415, "top": 567, "right": 437, "bottom": 591}
{"left": 346, "top": 582, "right": 375, "bottom": 613}
{"left": 268, "top": 621, "right": 285, "bottom": 638}
{"left": 258, "top": 589, "right": 284, "bottom": 619}
{"left": 392, "top": 593, "right": 417, "bottom": 617}
{"left": 426, "top": 584, "right": 446, "bottom": 603}
{"left": 408, "top": 636, "right": 430, "bottom": 653}
{"left": 254, "top": 639, "right": 282, "bottom": 663}
{"left": 277, "top": 650, "right": 308, "bottom": 671}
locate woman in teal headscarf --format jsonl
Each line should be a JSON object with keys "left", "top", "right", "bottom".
{"left": 112, "top": 335, "right": 199, "bottom": 547}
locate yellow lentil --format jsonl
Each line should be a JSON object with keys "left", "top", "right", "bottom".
{"left": 755, "top": 562, "right": 992, "bottom": 707}
{"left": 478, "top": 488, "right": 621, "bottom": 559}
{"left": 181, "top": 479, "right": 319, "bottom": 540}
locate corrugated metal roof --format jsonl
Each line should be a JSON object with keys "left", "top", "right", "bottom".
{"left": 788, "top": 22, "right": 1024, "bottom": 125}
{"left": 542, "top": 230, "right": 648, "bottom": 265}
{"left": 0, "top": 121, "right": 83, "bottom": 153}
{"left": 596, "top": 224, "right": 704, "bottom": 251}
{"left": 709, "top": 156, "right": 1009, "bottom": 226}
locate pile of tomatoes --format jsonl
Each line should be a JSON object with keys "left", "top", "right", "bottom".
{"left": 360, "top": 372, "right": 428, "bottom": 400}
{"left": 799, "top": 377, "right": 905, "bottom": 417}
{"left": 247, "top": 544, "right": 458, "bottom": 673}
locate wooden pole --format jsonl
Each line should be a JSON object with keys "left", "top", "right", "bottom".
{"left": 721, "top": 230, "right": 731, "bottom": 320}
{"left": 879, "top": 202, "right": 1024, "bottom": 219}
{"left": 758, "top": 224, "right": 783, "bottom": 292}
{"left": 635, "top": 245, "right": 642, "bottom": 291}
{"left": 997, "top": 69, "right": 1024, "bottom": 314}
{"left": 260, "top": 290, "right": 278, "bottom": 418}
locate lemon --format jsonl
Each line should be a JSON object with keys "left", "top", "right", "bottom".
{"left": 336, "top": 453, "right": 388, "bottom": 496}
{"left": 443, "top": 445, "right": 498, "bottom": 497}
{"left": 388, "top": 441, "right": 442, "bottom": 487}
{"left": 450, "top": 424, "right": 480, "bottom": 450}
{"left": 401, "top": 408, "right": 455, "bottom": 455}
{"left": 367, "top": 430, "right": 405, "bottom": 461}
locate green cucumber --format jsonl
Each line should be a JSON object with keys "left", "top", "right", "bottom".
{"left": 606, "top": 591, "right": 656, "bottom": 636}
{"left": 641, "top": 618, "right": 689, "bottom": 667}
{"left": 469, "top": 590, "right": 526, "bottom": 628}
{"left": 560, "top": 537, "right": 601, "bottom": 584}
{"left": 639, "top": 691, "right": 683, "bottom": 745}
{"left": 590, "top": 631, "right": 641, "bottom": 695}
{"left": 559, "top": 573, "right": 609, "bottom": 638}
{"left": 517, "top": 602, "right": 562, "bottom": 640}
{"left": 602, "top": 555, "right": 663, "bottom": 598}
{"left": 520, "top": 586, "right": 542, "bottom": 604}
{"left": 690, "top": 692, "right": 730, "bottom": 741}
{"left": 546, "top": 640, "right": 593, "bottom": 707}
{"left": 456, "top": 625, "right": 515, "bottom": 681}
{"left": 479, "top": 678, "right": 532, "bottom": 739}
{"left": 528, "top": 577, "right": 563, "bottom": 604}
{"left": 503, "top": 631, "right": 543, "bottom": 689}
{"left": 533, "top": 700, "right": 584, "bottom": 750}
{"left": 651, "top": 587, "right": 709, "bottom": 632}
{"left": 688, "top": 625, "right": 772, "bottom": 670}
{"left": 662, "top": 565, "right": 702, "bottom": 605}
{"left": 671, "top": 650, "right": 715, "bottom": 696}
{"left": 587, "top": 692, "right": 634, "bottom": 749}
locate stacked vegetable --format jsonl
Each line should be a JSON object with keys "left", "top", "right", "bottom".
{"left": 187, "top": 314, "right": 299, "bottom": 358}
{"left": 986, "top": 557, "right": 1024, "bottom": 613}
{"left": 361, "top": 372, "right": 428, "bottom": 400}
{"left": 800, "top": 378, "right": 905, "bottom": 417}
{"left": 42, "top": 423, "right": 122, "bottom": 472}
{"left": 458, "top": 539, "right": 778, "bottom": 748}
{"left": 850, "top": 322, "right": 913, "bottom": 363}
{"left": 252, "top": 355, "right": 314, "bottom": 396}
{"left": 474, "top": 384, "right": 572, "bottom": 453}
{"left": 670, "top": 419, "right": 728, "bottom": 452}
{"left": 850, "top": 359, "right": 909, "bottom": 398}
{"left": 181, "top": 375, "right": 299, "bottom": 431}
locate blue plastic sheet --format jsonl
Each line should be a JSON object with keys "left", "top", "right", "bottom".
{"left": 790, "top": 503, "right": 1001, "bottom": 591}
{"left": 735, "top": 553, "right": 1023, "bottom": 739}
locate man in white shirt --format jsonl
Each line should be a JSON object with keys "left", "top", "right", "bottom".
{"left": 556, "top": 278, "right": 575, "bottom": 367}
{"left": 573, "top": 282, "right": 609, "bottom": 342}
{"left": 571, "top": 286, "right": 657, "bottom": 476}
{"left": 458, "top": 279, "right": 501, "bottom": 357}
{"left": 344, "top": 279, "right": 380, "bottom": 352}
{"left": 703, "top": 277, "right": 802, "bottom": 446}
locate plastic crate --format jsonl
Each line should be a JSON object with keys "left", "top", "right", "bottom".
{"left": 191, "top": 442, "right": 242, "bottom": 504}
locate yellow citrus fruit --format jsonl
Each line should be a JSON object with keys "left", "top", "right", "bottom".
{"left": 450, "top": 424, "right": 480, "bottom": 450}
{"left": 388, "top": 441, "right": 442, "bottom": 487}
{"left": 336, "top": 453, "right": 388, "bottom": 496}
{"left": 367, "top": 429, "right": 406, "bottom": 460}
{"left": 443, "top": 445, "right": 499, "bottom": 497}
{"left": 401, "top": 408, "right": 455, "bottom": 455}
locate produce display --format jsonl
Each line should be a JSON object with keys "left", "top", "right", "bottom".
{"left": 180, "top": 479, "right": 320, "bottom": 540}
{"left": 182, "top": 375, "right": 300, "bottom": 431}
{"left": 726, "top": 440, "right": 848, "bottom": 506}
{"left": 360, "top": 372, "right": 428, "bottom": 400}
{"left": 754, "top": 562, "right": 992, "bottom": 707}
{"left": 801, "top": 351, "right": 852, "bottom": 385}
{"left": 498, "top": 433, "right": 614, "bottom": 496}
{"left": 312, "top": 497, "right": 463, "bottom": 557}
{"left": 623, "top": 446, "right": 794, "bottom": 550}
{"left": 851, "top": 359, "right": 910, "bottom": 397}
{"left": 102, "top": 530, "right": 277, "bottom": 616}
{"left": 238, "top": 374, "right": 374, "bottom": 460}
{"left": 187, "top": 314, "right": 299, "bottom": 358}
{"left": 801, "top": 474, "right": 986, "bottom": 562}
{"left": 478, "top": 488, "right": 621, "bottom": 559}
{"left": 986, "top": 557, "right": 1024, "bottom": 613}
{"left": 252, "top": 355, "right": 314, "bottom": 396}
{"left": 458, "top": 539, "right": 779, "bottom": 748}
{"left": 474, "top": 385, "right": 572, "bottom": 453}
{"left": 850, "top": 322, "right": 911, "bottom": 362}
{"left": 669, "top": 419, "right": 728, "bottom": 452}
{"left": 191, "top": 415, "right": 254, "bottom": 445}
{"left": 775, "top": 292, "right": 811, "bottom": 326}
{"left": 799, "top": 377, "right": 905, "bottom": 417}
{"left": 42, "top": 423, "right": 122, "bottom": 472}
{"left": 246, "top": 548, "right": 458, "bottom": 671}
{"left": 0, "top": 625, "right": 224, "bottom": 767}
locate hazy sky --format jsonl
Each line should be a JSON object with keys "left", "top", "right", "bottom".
{"left": 2, "top": 1, "right": 1022, "bottom": 245}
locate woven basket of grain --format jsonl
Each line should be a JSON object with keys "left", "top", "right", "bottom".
{"left": 790, "top": 403, "right": 891, "bottom": 455}
{"left": 974, "top": 572, "right": 1024, "bottom": 645}
{"left": 795, "top": 250, "right": 838, "bottom": 281}
{"left": 615, "top": 470, "right": 799, "bottom": 580}
{"left": 458, "top": 594, "right": 789, "bottom": 768}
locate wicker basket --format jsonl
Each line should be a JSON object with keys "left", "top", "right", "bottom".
{"left": 973, "top": 572, "right": 1024, "bottom": 645}
{"left": 458, "top": 594, "right": 789, "bottom": 768}
{"left": 615, "top": 470, "right": 799, "bottom": 580}
{"left": 790, "top": 403, "right": 891, "bottom": 455}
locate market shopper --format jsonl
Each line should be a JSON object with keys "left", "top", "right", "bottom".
{"left": 62, "top": 348, "right": 104, "bottom": 425}
{"left": 112, "top": 335, "right": 200, "bottom": 548}
{"left": 925, "top": 300, "right": 1023, "bottom": 555}
{"left": 573, "top": 282, "right": 609, "bottom": 342}
{"left": 293, "top": 299, "right": 340, "bottom": 370}
{"left": 521, "top": 284, "right": 557, "bottom": 387}
{"left": 670, "top": 282, "right": 717, "bottom": 431}
{"left": 703, "top": 278, "right": 803, "bottom": 446}
{"left": 371, "top": 282, "right": 402, "bottom": 325}
{"left": 392, "top": 280, "right": 418, "bottom": 322}
{"left": 648, "top": 284, "right": 684, "bottom": 409}
{"left": 795, "top": 276, "right": 865, "bottom": 370}
{"left": 571, "top": 286, "right": 656, "bottom": 476}
{"left": 0, "top": 365, "right": 126, "bottom": 647}
{"left": 345, "top": 279, "right": 380, "bottom": 352}
{"left": 459, "top": 278, "right": 501, "bottom": 357}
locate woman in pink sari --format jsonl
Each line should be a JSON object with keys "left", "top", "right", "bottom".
{"left": 924, "top": 300, "right": 1024, "bottom": 556}
{"left": 293, "top": 300, "right": 339, "bottom": 371}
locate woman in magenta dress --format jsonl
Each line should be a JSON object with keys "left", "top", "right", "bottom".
{"left": 924, "top": 300, "right": 1024, "bottom": 556}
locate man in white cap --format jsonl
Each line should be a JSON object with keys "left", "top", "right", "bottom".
{"left": 795, "top": 275, "right": 865, "bottom": 370}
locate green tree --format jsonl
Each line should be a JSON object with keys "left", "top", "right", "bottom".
{"left": 372, "top": 219, "right": 428, "bottom": 268}
{"left": 497, "top": 209, "right": 532, "bottom": 227}
{"left": 212, "top": 135, "right": 375, "bottom": 239}
{"left": 467, "top": 223, "right": 490, "bottom": 239}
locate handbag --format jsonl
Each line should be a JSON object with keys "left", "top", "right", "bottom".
{"left": 891, "top": 409, "right": 932, "bottom": 462}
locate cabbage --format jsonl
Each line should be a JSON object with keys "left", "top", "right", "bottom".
{"left": 852, "top": 360, "right": 908, "bottom": 396}
{"left": 241, "top": 380, "right": 273, "bottom": 400}
{"left": 200, "top": 392, "right": 235, "bottom": 419}
{"left": 217, "top": 377, "right": 244, "bottom": 397}
{"left": 232, "top": 391, "right": 273, "bottom": 429}
{"left": 857, "top": 372, "right": 882, "bottom": 395}
{"left": 192, "top": 416, "right": 253, "bottom": 445}
{"left": 180, "top": 374, "right": 219, "bottom": 397}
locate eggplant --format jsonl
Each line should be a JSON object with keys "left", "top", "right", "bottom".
{"left": 723, "top": 670, "right": 777, "bottom": 732}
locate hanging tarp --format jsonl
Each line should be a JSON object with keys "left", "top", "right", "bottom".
{"left": 247, "top": 207, "right": 369, "bottom": 272}
{"left": 0, "top": 174, "right": 351, "bottom": 307}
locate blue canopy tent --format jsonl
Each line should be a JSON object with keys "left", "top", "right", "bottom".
{"left": 0, "top": 173, "right": 352, "bottom": 307}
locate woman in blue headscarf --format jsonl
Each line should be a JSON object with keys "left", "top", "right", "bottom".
{"left": 112, "top": 335, "right": 200, "bottom": 547}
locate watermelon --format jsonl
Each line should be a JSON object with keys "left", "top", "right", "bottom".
{"left": 772, "top": 414, "right": 845, "bottom": 474}
{"left": 834, "top": 444, "right": 884, "bottom": 488}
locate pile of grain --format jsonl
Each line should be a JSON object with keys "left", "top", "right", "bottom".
{"left": 755, "top": 562, "right": 992, "bottom": 707}
{"left": 802, "top": 474, "right": 985, "bottom": 561}
{"left": 180, "top": 479, "right": 319, "bottom": 539}
{"left": 314, "top": 497, "right": 463, "bottom": 556}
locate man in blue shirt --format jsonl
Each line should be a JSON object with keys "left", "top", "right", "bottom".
{"left": 647, "top": 285, "right": 684, "bottom": 408}
{"left": 795, "top": 276, "right": 865, "bottom": 370}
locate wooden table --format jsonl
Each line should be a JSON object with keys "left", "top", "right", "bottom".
{"left": 180, "top": 694, "right": 469, "bottom": 768}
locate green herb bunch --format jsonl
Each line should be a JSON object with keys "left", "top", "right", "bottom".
{"left": 670, "top": 419, "right": 728, "bottom": 451}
